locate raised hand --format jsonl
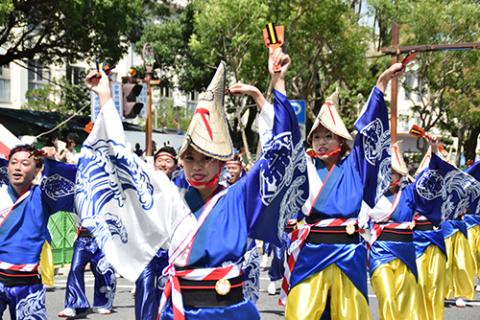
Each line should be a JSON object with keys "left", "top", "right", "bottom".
{"left": 425, "top": 133, "right": 439, "bottom": 154}
{"left": 269, "top": 48, "right": 290, "bottom": 95}
{"left": 269, "top": 48, "right": 291, "bottom": 79}
{"left": 228, "top": 83, "right": 266, "bottom": 110}
{"left": 376, "top": 62, "right": 404, "bottom": 94}
{"left": 85, "top": 70, "right": 112, "bottom": 107}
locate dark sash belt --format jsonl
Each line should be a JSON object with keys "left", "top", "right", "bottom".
{"left": 0, "top": 269, "right": 41, "bottom": 286}
{"left": 306, "top": 226, "right": 360, "bottom": 244}
{"left": 179, "top": 275, "right": 244, "bottom": 307}
{"left": 378, "top": 227, "right": 413, "bottom": 242}
{"left": 414, "top": 221, "right": 437, "bottom": 231}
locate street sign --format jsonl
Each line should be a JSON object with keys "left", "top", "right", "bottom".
{"left": 90, "top": 82, "right": 123, "bottom": 122}
{"left": 289, "top": 100, "right": 306, "bottom": 124}
{"left": 289, "top": 100, "right": 307, "bottom": 141}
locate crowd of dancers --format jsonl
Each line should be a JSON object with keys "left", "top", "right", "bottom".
{"left": 0, "top": 41, "right": 479, "bottom": 320}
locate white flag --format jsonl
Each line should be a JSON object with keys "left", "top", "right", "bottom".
{"left": 0, "top": 124, "right": 21, "bottom": 159}
{"left": 75, "top": 100, "right": 192, "bottom": 281}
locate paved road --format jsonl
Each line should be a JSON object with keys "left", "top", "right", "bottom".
{"left": 5, "top": 267, "right": 478, "bottom": 319}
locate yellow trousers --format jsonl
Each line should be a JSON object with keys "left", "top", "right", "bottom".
{"left": 371, "top": 258, "right": 419, "bottom": 320}
{"left": 468, "top": 225, "right": 480, "bottom": 279}
{"left": 444, "top": 231, "right": 475, "bottom": 299}
{"left": 285, "top": 264, "right": 371, "bottom": 320}
{"left": 416, "top": 244, "right": 446, "bottom": 320}
{"left": 39, "top": 241, "right": 54, "bottom": 286}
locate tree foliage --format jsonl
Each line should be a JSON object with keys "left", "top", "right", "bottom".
{"left": 377, "top": 0, "right": 480, "bottom": 162}
{"left": 24, "top": 78, "right": 90, "bottom": 115}
{"left": 139, "top": 0, "right": 373, "bottom": 152}
{"left": 0, "top": 0, "right": 144, "bottom": 66}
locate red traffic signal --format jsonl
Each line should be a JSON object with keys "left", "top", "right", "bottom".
{"left": 122, "top": 83, "right": 144, "bottom": 118}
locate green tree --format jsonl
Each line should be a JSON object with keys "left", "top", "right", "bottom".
{"left": 139, "top": 0, "right": 373, "bottom": 153}
{"left": 24, "top": 78, "right": 90, "bottom": 115}
{"left": 395, "top": 0, "right": 480, "bottom": 162}
{"left": 0, "top": 0, "right": 143, "bottom": 66}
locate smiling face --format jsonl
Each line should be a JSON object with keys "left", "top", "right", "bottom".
{"left": 154, "top": 154, "right": 177, "bottom": 178}
{"left": 7, "top": 151, "right": 39, "bottom": 194}
{"left": 310, "top": 125, "right": 343, "bottom": 161}
{"left": 181, "top": 146, "right": 221, "bottom": 188}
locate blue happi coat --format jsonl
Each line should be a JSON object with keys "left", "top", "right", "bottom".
{"left": 414, "top": 154, "right": 480, "bottom": 257}
{"left": 76, "top": 90, "right": 309, "bottom": 319}
{"left": 464, "top": 161, "right": 480, "bottom": 229}
{"left": 369, "top": 169, "right": 457, "bottom": 277}
{"left": 0, "top": 158, "right": 76, "bottom": 267}
{"left": 291, "top": 86, "right": 391, "bottom": 299}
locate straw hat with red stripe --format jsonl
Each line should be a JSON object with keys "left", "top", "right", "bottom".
{"left": 178, "top": 61, "right": 233, "bottom": 161}
{"left": 307, "top": 90, "right": 353, "bottom": 143}
{"left": 391, "top": 141, "right": 408, "bottom": 176}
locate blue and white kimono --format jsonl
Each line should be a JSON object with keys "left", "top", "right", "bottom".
{"left": 0, "top": 158, "right": 76, "bottom": 319}
{"left": 76, "top": 90, "right": 308, "bottom": 320}
{"left": 291, "top": 86, "right": 391, "bottom": 300}
{"left": 368, "top": 160, "right": 466, "bottom": 279}
{"left": 413, "top": 154, "right": 480, "bottom": 258}
{"left": 62, "top": 227, "right": 116, "bottom": 313}
{"left": 464, "top": 161, "right": 480, "bottom": 229}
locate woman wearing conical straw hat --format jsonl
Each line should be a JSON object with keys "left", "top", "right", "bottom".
{"left": 359, "top": 138, "right": 444, "bottom": 320}
{"left": 282, "top": 63, "right": 405, "bottom": 319}
{"left": 84, "top": 47, "right": 307, "bottom": 320}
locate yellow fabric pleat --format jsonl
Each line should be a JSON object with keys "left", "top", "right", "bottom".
{"left": 285, "top": 264, "right": 371, "bottom": 320}
{"left": 468, "top": 225, "right": 480, "bottom": 279}
{"left": 416, "top": 244, "right": 446, "bottom": 320}
{"left": 39, "top": 241, "right": 54, "bottom": 286}
{"left": 371, "top": 258, "right": 420, "bottom": 320}
{"left": 444, "top": 231, "right": 475, "bottom": 299}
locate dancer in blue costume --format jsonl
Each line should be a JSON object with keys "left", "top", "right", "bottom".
{"left": 83, "top": 47, "right": 308, "bottom": 320}
{"left": 0, "top": 145, "right": 76, "bottom": 319}
{"left": 362, "top": 138, "right": 441, "bottom": 320}
{"left": 57, "top": 226, "right": 116, "bottom": 317}
{"left": 134, "top": 146, "right": 178, "bottom": 320}
{"left": 442, "top": 198, "right": 476, "bottom": 305}
{"left": 284, "top": 63, "right": 405, "bottom": 320}
{"left": 464, "top": 161, "right": 480, "bottom": 292}
{"left": 410, "top": 147, "right": 446, "bottom": 320}
{"left": 414, "top": 151, "right": 480, "bottom": 309}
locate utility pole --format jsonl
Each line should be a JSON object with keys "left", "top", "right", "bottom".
{"left": 142, "top": 43, "right": 161, "bottom": 157}
{"left": 389, "top": 24, "right": 400, "bottom": 143}
{"left": 381, "top": 24, "right": 480, "bottom": 144}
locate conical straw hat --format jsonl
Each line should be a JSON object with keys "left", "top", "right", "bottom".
{"left": 178, "top": 61, "right": 233, "bottom": 161}
{"left": 307, "top": 90, "right": 353, "bottom": 142}
{"left": 391, "top": 141, "right": 408, "bottom": 176}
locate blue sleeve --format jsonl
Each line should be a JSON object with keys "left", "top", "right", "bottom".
{"left": 466, "top": 161, "right": 480, "bottom": 215}
{"left": 414, "top": 153, "right": 480, "bottom": 226}
{"left": 349, "top": 87, "right": 391, "bottom": 207}
{"left": 40, "top": 159, "right": 77, "bottom": 215}
{"left": 0, "top": 158, "right": 7, "bottom": 186}
{"left": 242, "top": 90, "right": 309, "bottom": 247}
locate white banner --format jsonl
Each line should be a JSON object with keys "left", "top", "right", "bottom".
{"left": 76, "top": 100, "right": 192, "bottom": 281}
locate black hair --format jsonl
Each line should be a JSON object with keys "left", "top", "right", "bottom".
{"left": 9, "top": 144, "right": 43, "bottom": 168}
{"left": 154, "top": 146, "right": 178, "bottom": 164}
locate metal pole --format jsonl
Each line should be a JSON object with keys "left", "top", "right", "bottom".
{"left": 145, "top": 71, "right": 153, "bottom": 156}
{"left": 390, "top": 23, "right": 400, "bottom": 144}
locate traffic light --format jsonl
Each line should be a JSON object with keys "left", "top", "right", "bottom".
{"left": 122, "top": 82, "right": 144, "bottom": 119}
